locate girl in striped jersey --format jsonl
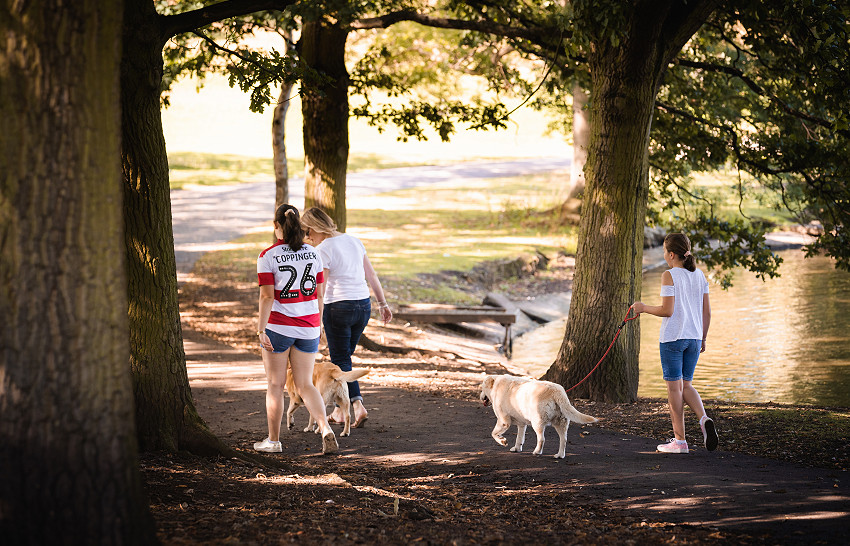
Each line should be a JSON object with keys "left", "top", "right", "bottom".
{"left": 255, "top": 205, "right": 337, "bottom": 455}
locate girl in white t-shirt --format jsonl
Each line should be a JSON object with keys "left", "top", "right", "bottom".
{"left": 633, "top": 233, "right": 718, "bottom": 454}
{"left": 301, "top": 208, "right": 392, "bottom": 428}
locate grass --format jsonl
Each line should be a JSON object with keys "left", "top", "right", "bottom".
{"left": 167, "top": 151, "right": 505, "bottom": 190}
{"left": 191, "top": 172, "right": 579, "bottom": 304}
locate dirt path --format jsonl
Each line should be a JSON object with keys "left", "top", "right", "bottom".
{"left": 184, "top": 328, "right": 848, "bottom": 544}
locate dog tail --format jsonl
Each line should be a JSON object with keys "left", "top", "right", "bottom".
{"left": 331, "top": 368, "right": 369, "bottom": 383}
{"left": 556, "top": 390, "right": 598, "bottom": 424}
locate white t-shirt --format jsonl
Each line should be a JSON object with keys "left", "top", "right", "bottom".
{"left": 257, "top": 241, "right": 324, "bottom": 339}
{"left": 658, "top": 267, "right": 710, "bottom": 343}
{"left": 317, "top": 234, "right": 370, "bottom": 304}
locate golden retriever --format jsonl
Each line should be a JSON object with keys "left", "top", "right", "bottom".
{"left": 480, "top": 374, "right": 598, "bottom": 458}
{"left": 286, "top": 362, "right": 369, "bottom": 437}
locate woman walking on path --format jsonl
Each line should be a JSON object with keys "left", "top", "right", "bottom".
{"left": 301, "top": 207, "right": 393, "bottom": 429}
{"left": 633, "top": 233, "right": 719, "bottom": 454}
{"left": 255, "top": 205, "right": 337, "bottom": 454}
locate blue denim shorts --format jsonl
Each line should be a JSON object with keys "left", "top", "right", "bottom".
{"left": 265, "top": 329, "right": 319, "bottom": 354}
{"left": 659, "top": 339, "right": 701, "bottom": 381}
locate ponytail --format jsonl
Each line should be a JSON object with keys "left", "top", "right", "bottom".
{"left": 274, "top": 204, "right": 305, "bottom": 252}
{"left": 664, "top": 233, "right": 696, "bottom": 272}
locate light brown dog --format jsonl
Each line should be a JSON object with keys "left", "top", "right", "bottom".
{"left": 286, "top": 362, "right": 369, "bottom": 437}
{"left": 480, "top": 374, "right": 598, "bottom": 458}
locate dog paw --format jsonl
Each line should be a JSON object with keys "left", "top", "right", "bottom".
{"left": 532, "top": 450, "right": 543, "bottom": 456}
{"left": 340, "top": 431, "right": 350, "bottom": 437}
{"left": 509, "top": 446, "right": 523, "bottom": 453}
{"left": 553, "top": 453, "right": 566, "bottom": 459}
{"left": 494, "top": 436, "right": 508, "bottom": 447}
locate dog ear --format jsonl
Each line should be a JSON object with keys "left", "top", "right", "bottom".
{"left": 482, "top": 375, "right": 495, "bottom": 390}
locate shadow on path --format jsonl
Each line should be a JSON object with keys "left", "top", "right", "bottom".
{"left": 185, "top": 329, "right": 848, "bottom": 544}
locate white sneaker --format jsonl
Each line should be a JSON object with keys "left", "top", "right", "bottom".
{"left": 657, "top": 438, "right": 689, "bottom": 453}
{"left": 322, "top": 431, "right": 338, "bottom": 454}
{"left": 253, "top": 438, "right": 282, "bottom": 453}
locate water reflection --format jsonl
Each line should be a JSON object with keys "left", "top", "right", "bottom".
{"left": 510, "top": 250, "right": 850, "bottom": 406}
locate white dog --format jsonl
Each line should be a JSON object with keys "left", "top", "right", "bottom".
{"left": 480, "top": 374, "right": 598, "bottom": 458}
{"left": 286, "top": 362, "right": 369, "bottom": 437}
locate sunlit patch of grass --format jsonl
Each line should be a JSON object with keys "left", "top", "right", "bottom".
{"left": 190, "top": 173, "right": 579, "bottom": 304}
{"left": 167, "top": 152, "right": 497, "bottom": 190}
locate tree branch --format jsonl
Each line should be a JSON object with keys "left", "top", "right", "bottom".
{"left": 350, "top": 9, "right": 551, "bottom": 42}
{"left": 673, "top": 58, "right": 839, "bottom": 133}
{"left": 159, "top": 0, "right": 297, "bottom": 41}
{"left": 655, "top": 100, "right": 799, "bottom": 177}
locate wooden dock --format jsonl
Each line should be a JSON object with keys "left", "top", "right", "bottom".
{"left": 393, "top": 304, "right": 516, "bottom": 357}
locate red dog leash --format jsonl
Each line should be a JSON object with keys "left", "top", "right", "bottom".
{"left": 565, "top": 305, "right": 639, "bottom": 393}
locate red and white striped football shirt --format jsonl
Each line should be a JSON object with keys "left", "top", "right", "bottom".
{"left": 257, "top": 241, "right": 325, "bottom": 339}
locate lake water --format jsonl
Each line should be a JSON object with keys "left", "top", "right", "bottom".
{"left": 510, "top": 250, "right": 850, "bottom": 406}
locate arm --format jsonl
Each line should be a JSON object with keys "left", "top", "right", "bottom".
{"left": 632, "top": 270, "right": 675, "bottom": 317}
{"left": 363, "top": 254, "right": 392, "bottom": 324}
{"left": 701, "top": 292, "right": 711, "bottom": 353}
{"left": 258, "top": 284, "right": 275, "bottom": 351}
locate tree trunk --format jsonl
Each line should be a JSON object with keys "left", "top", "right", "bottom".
{"left": 543, "top": 2, "right": 717, "bottom": 402}
{"left": 567, "top": 81, "right": 589, "bottom": 200}
{"left": 273, "top": 79, "right": 294, "bottom": 210}
{"left": 121, "top": 0, "right": 220, "bottom": 454}
{"left": 300, "top": 20, "right": 350, "bottom": 231}
{"left": 0, "top": 1, "right": 156, "bottom": 542}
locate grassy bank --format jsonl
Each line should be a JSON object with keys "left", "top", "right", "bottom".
{"left": 192, "top": 171, "right": 579, "bottom": 304}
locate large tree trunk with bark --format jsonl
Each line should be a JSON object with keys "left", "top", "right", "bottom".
{"left": 300, "top": 20, "right": 350, "bottom": 231}
{"left": 121, "top": 0, "right": 220, "bottom": 454}
{"left": 543, "top": 1, "right": 717, "bottom": 402}
{"left": 0, "top": 1, "right": 156, "bottom": 541}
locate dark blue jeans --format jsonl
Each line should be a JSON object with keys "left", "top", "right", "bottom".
{"left": 323, "top": 298, "right": 371, "bottom": 402}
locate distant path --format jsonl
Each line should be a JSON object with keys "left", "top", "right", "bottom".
{"left": 171, "top": 157, "right": 570, "bottom": 275}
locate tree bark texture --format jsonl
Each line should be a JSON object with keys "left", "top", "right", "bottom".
{"left": 0, "top": 1, "right": 156, "bottom": 542}
{"left": 543, "top": 1, "right": 717, "bottom": 402}
{"left": 273, "top": 80, "right": 294, "bottom": 210}
{"left": 300, "top": 20, "right": 350, "bottom": 231}
{"left": 121, "top": 0, "right": 217, "bottom": 454}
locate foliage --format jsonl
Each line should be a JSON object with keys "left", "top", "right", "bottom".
{"left": 159, "top": 0, "right": 849, "bottom": 279}
{"left": 648, "top": 0, "right": 850, "bottom": 273}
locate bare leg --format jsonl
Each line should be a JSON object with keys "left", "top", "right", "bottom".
{"left": 352, "top": 399, "right": 368, "bottom": 424}
{"left": 666, "top": 379, "right": 686, "bottom": 441}
{"left": 262, "top": 347, "right": 290, "bottom": 442}
{"left": 288, "top": 348, "right": 332, "bottom": 436}
{"left": 682, "top": 380, "right": 707, "bottom": 420}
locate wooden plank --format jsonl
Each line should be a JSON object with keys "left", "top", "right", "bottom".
{"left": 394, "top": 307, "right": 516, "bottom": 325}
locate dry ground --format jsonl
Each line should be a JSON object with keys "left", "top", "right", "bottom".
{"left": 145, "top": 259, "right": 848, "bottom": 544}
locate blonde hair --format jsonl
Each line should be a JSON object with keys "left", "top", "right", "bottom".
{"left": 301, "top": 207, "right": 337, "bottom": 237}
